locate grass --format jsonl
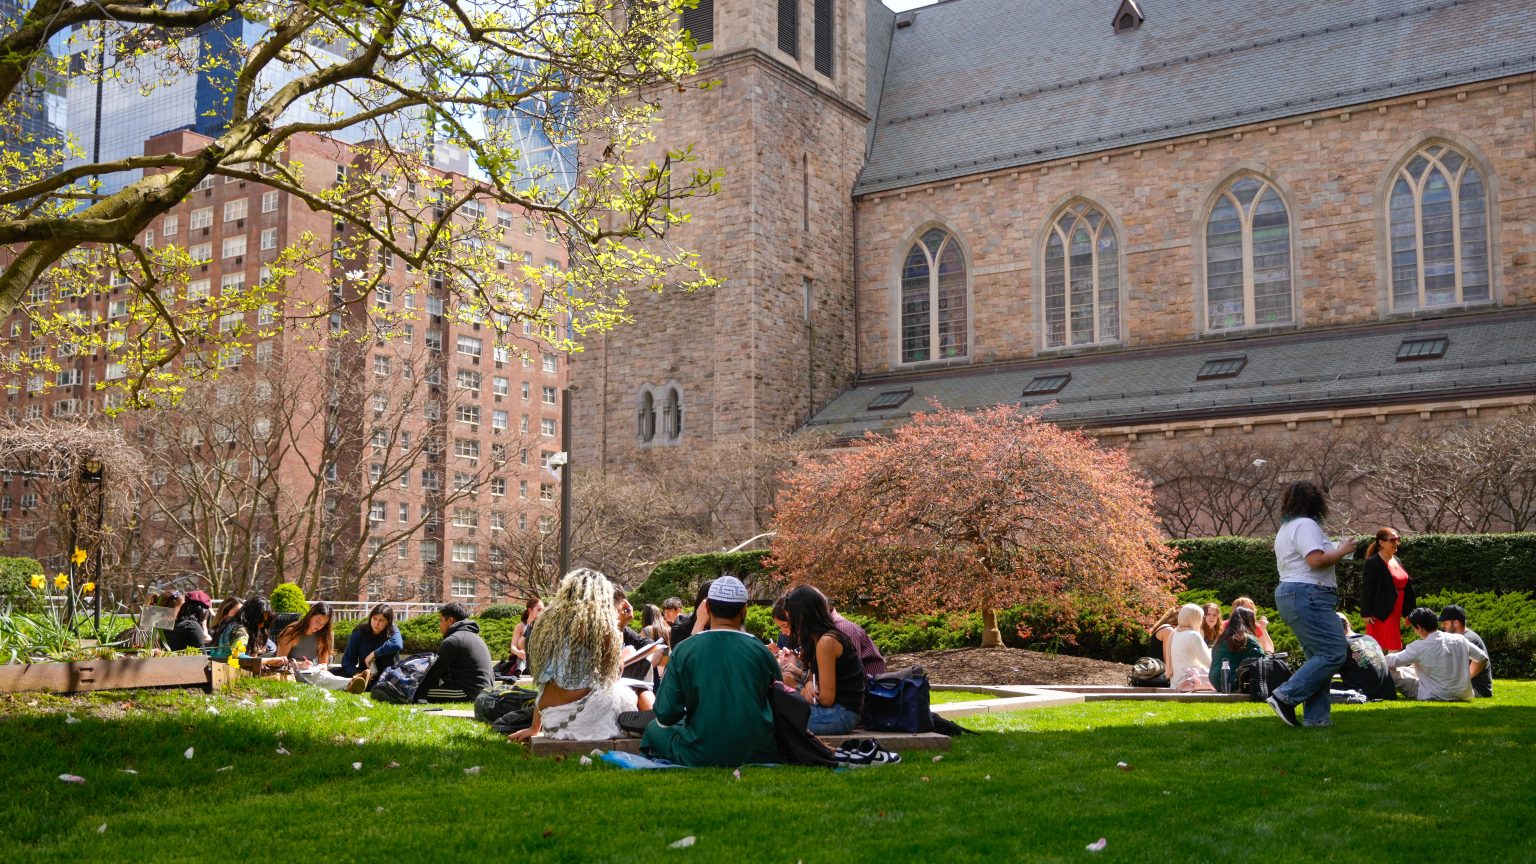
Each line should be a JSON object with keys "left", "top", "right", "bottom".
{"left": 3, "top": 680, "right": 1535, "bottom": 863}
{"left": 928, "top": 689, "right": 1000, "bottom": 704}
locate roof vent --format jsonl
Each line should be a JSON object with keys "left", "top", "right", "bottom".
{"left": 1113, "top": 0, "right": 1144, "bottom": 33}
{"left": 1197, "top": 356, "right": 1247, "bottom": 380}
{"left": 865, "top": 388, "right": 914, "bottom": 411}
{"left": 1397, "top": 335, "right": 1449, "bottom": 361}
{"left": 1022, "top": 373, "right": 1071, "bottom": 396}
{"left": 895, "top": 11, "right": 917, "bottom": 29}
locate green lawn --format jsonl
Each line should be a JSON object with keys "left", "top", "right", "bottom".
{"left": 4, "top": 680, "right": 1535, "bottom": 863}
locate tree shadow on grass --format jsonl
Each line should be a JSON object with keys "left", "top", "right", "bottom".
{"left": 1, "top": 687, "right": 1534, "bottom": 863}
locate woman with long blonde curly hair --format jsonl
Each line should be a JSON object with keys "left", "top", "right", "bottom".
{"left": 511, "top": 569, "right": 651, "bottom": 742}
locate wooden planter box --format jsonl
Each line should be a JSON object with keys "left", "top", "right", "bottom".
{"left": 0, "top": 655, "right": 235, "bottom": 695}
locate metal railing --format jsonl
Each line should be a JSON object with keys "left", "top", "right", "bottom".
{"left": 43, "top": 596, "right": 442, "bottom": 623}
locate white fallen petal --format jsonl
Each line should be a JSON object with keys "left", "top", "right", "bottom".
{"left": 386, "top": 761, "right": 400, "bottom": 769}
{"left": 355, "top": 738, "right": 367, "bottom": 746}
{"left": 932, "top": 755, "right": 943, "bottom": 763}
{"left": 97, "top": 823, "right": 107, "bottom": 834}
{"left": 984, "top": 774, "right": 991, "bottom": 780}
{"left": 65, "top": 714, "right": 81, "bottom": 725}
{"left": 579, "top": 756, "right": 592, "bottom": 766}
{"left": 287, "top": 697, "right": 299, "bottom": 702}
{"left": 376, "top": 806, "right": 385, "bottom": 814}
{"left": 463, "top": 766, "right": 482, "bottom": 776}
{"left": 118, "top": 769, "right": 138, "bottom": 775}
{"left": 356, "top": 716, "right": 371, "bottom": 722}
{"left": 276, "top": 747, "right": 290, "bottom": 756}
{"left": 59, "top": 774, "right": 86, "bottom": 784}
{"left": 590, "top": 749, "right": 603, "bottom": 757}
{"left": 1116, "top": 761, "right": 1128, "bottom": 769}
{"left": 206, "top": 706, "right": 219, "bottom": 716}
{"left": 184, "top": 747, "right": 195, "bottom": 760}
{"left": 1087, "top": 838, "right": 1108, "bottom": 853}
{"left": 323, "top": 694, "right": 337, "bottom": 703}
{"left": 732, "top": 769, "right": 741, "bottom": 780}
{"left": 668, "top": 836, "right": 696, "bottom": 849}
{"left": 352, "top": 762, "right": 363, "bottom": 771}
{"left": 216, "top": 766, "right": 232, "bottom": 773}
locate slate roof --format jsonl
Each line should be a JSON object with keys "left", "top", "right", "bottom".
{"left": 864, "top": 0, "right": 896, "bottom": 155}
{"left": 804, "top": 311, "right": 1536, "bottom": 439}
{"left": 857, "top": 0, "right": 1536, "bottom": 195}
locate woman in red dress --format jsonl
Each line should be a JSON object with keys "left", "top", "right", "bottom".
{"left": 1360, "top": 528, "right": 1415, "bottom": 651}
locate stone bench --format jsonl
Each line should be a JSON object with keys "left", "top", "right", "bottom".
{"left": 526, "top": 729, "right": 952, "bottom": 758}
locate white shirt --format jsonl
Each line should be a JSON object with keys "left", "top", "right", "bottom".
{"left": 1387, "top": 631, "right": 1488, "bottom": 702}
{"left": 1275, "top": 517, "right": 1337, "bottom": 587}
{"left": 1168, "top": 628, "right": 1211, "bottom": 676}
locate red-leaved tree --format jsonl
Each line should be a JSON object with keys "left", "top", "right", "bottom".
{"left": 769, "top": 405, "right": 1179, "bottom": 646}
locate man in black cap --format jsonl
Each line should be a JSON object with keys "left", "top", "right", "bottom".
{"left": 1438, "top": 605, "right": 1492, "bottom": 698}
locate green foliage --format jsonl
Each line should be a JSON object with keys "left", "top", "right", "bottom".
{"left": 0, "top": 558, "right": 45, "bottom": 615}
{"left": 1171, "top": 532, "right": 1536, "bottom": 609}
{"left": 743, "top": 604, "right": 778, "bottom": 643}
{"left": 999, "top": 598, "right": 1153, "bottom": 663}
{"left": 841, "top": 610, "right": 982, "bottom": 656}
{"left": 394, "top": 614, "right": 517, "bottom": 657}
{"left": 477, "top": 604, "right": 524, "bottom": 621}
{"left": 1419, "top": 590, "right": 1536, "bottom": 679}
{"left": 331, "top": 617, "right": 360, "bottom": 650}
{"left": 268, "top": 583, "right": 309, "bottom": 616}
{"left": 629, "top": 550, "right": 771, "bottom": 608}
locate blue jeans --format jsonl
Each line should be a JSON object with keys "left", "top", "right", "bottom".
{"left": 1273, "top": 582, "right": 1347, "bottom": 726}
{"left": 807, "top": 702, "right": 860, "bottom": 736}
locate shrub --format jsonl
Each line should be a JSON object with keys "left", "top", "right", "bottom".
{"left": 478, "top": 603, "right": 524, "bottom": 621}
{"left": 396, "top": 613, "right": 517, "bottom": 657}
{"left": 1418, "top": 590, "right": 1536, "bottom": 679}
{"left": 743, "top": 604, "right": 778, "bottom": 643}
{"left": 269, "top": 583, "right": 309, "bottom": 615}
{"left": 630, "top": 550, "right": 771, "bottom": 608}
{"left": 332, "top": 617, "right": 360, "bottom": 650}
{"left": 0, "top": 557, "right": 45, "bottom": 614}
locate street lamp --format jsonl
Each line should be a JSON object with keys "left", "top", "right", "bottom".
{"left": 556, "top": 385, "right": 576, "bottom": 578}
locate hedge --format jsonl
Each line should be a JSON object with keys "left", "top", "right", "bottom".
{"left": 629, "top": 550, "right": 771, "bottom": 607}
{"left": 333, "top": 614, "right": 517, "bottom": 657}
{"left": 1172, "top": 532, "right": 1536, "bottom": 609}
{"left": 0, "top": 557, "right": 45, "bottom": 614}
{"left": 269, "top": 583, "right": 309, "bottom": 615}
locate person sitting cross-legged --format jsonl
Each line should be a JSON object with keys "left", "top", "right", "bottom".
{"left": 1386, "top": 607, "right": 1488, "bottom": 702}
{"left": 640, "top": 576, "right": 782, "bottom": 767}
{"left": 510, "top": 569, "right": 655, "bottom": 742}
{"left": 416, "top": 604, "right": 495, "bottom": 703}
{"left": 783, "top": 585, "right": 867, "bottom": 735}
{"left": 1437, "top": 605, "right": 1493, "bottom": 698}
{"left": 338, "top": 604, "right": 404, "bottom": 693}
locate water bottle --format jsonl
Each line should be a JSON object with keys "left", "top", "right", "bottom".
{"left": 1221, "top": 660, "right": 1231, "bottom": 693}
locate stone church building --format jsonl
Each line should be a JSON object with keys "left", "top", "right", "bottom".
{"left": 572, "top": 0, "right": 1536, "bottom": 536}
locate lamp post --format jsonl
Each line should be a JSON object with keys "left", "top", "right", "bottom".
{"left": 554, "top": 385, "right": 577, "bottom": 578}
{"left": 75, "top": 458, "right": 104, "bottom": 631}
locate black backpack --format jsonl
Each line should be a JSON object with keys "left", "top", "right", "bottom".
{"left": 861, "top": 666, "right": 934, "bottom": 733}
{"left": 1235, "top": 653, "right": 1293, "bottom": 701}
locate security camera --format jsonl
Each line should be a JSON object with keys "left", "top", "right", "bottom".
{"left": 548, "top": 451, "right": 569, "bottom": 468}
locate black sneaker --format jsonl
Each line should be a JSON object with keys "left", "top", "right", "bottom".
{"left": 1266, "top": 694, "right": 1299, "bottom": 728}
{"left": 617, "top": 710, "right": 654, "bottom": 736}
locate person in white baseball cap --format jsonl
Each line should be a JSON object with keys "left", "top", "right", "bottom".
{"left": 640, "top": 574, "right": 782, "bottom": 766}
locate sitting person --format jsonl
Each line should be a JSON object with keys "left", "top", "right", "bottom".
{"left": 614, "top": 586, "right": 657, "bottom": 680}
{"left": 509, "top": 597, "right": 544, "bottom": 676}
{"left": 417, "top": 603, "right": 495, "bottom": 703}
{"left": 163, "top": 591, "right": 213, "bottom": 651}
{"left": 1438, "top": 605, "right": 1492, "bottom": 698}
{"left": 1201, "top": 603, "right": 1223, "bottom": 648}
{"left": 276, "top": 602, "right": 333, "bottom": 665}
{"left": 784, "top": 585, "right": 866, "bottom": 735}
{"left": 511, "top": 569, "right": 651, "bottom": 741}
{"left": 339, "top": 603, "right": 404, "bottom": 690}
{"left": 1336, "top": 613, "right": 1396, "bottom": 701}
{"left": 668, "top": 580, "right": 715, "bottom": 649}
{"left": 1209, "top": 607, "right": 1265, "bottom": 692}
{"left": 831, "top": 601, "right": 885, "bottom": 676}
{"left": 225, "top": 597, "right": 290, "bottom": 671}
{"left": 661, "top": 596, "right": 684, "bottom": 630}
{"left": 641, "top": 576, "right": 781, "bottom": 766}
{"left": 1168, "top": 603, "right": 1214, "bottom": 690}
{"left": 1232, "top": 597, "right": 1276, "bottom": 653}
{"left": 1386, "top": 607, "right": 1489, "bottom": 701}
{"left": 1145, "top": 607, "right": 1180, "bottom": 679}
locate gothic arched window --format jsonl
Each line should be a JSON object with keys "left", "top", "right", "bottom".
{"left": 661, "top": 386, "right": 682, "bottom": 442}
{"left": 1388, "top": 142, "right": 1490, "bottom": 311}
{"left": 1205, "top": 176, "right": 1292, "bottom": 330}
{"left": 1044, "top": 202, "right": 1120, "bottom": 348}
{"left": 636, "top": 389, "right": 656, "bottom": 443}
{"left": 899, "top": 227, "right": 968, "bottom": 364}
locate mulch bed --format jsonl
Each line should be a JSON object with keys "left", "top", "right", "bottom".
{"left": 888, "top": 647, "right": 1131, "bottom": 686}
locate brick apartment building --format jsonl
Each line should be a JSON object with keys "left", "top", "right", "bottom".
{"left": 573, "top": 0, "right": 1536, "bottom": 535}
{"left": 0, "top": 128, "right": 570, "bottom": 604}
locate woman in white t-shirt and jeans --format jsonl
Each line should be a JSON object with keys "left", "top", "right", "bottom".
{"left": 1267, "top": 481, "right": 1357, "bottom": 728}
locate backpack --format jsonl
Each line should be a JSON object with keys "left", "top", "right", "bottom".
{"left": 371, "top": 653, "right": 435, "bottom": 704}
{"left": 473, "top": 683, "right": 536, "bottom": 724}
{"left": 1235, "top": 653, "right": 1293, "bottom": 701}
{"left": 768, "top": 683, "right": 840, "bottom": 767}
{"left": 861, "top": 665, "right": 933, "bottom": 733}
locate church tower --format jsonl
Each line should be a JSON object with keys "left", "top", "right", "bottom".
{"left": 571, "top": 0, "right": 875, "bottom": 535}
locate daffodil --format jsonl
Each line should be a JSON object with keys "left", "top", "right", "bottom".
{"left": 82, "top": 582, "right": 95, "bottom": 593}
{"left": 29, "top": 574, "right": 44, "bottom": 590}
{"left": 71, "top": 548, "right": 88, "bottom": 566}
{"left": 54, "top": 573, "right": 69, "bottom": 590}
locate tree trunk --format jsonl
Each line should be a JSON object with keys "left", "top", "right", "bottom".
{"left": 981, "top": 606, "right": 1003, "bottom": 648}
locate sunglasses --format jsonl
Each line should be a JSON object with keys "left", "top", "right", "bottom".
{"left": 1383, "top": 536, "right": 1401, "bottom": 543}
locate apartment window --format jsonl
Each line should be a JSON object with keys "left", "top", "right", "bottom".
{"left": 421, "top": 541, "right": 440, "bottom": 563}
{"left": 453, "top": 472, "right": 475, "bottom": 492}
{"left": 255, "top": 341, "right": 273, "bottom": 363}
{"left": 457, "top": 369, "right": 482, "bottom": 393}
{"left": 455, "top": 405, "right": 481, "bottom": 427}
{"left": 163, "top": 214, "right": 179, "bottom": 236}
{"left": 520, "top": 415, "right": 530, "bottom": 434}
{"left": 541, "top": 418, "right": 556, "bottom": 438}
{"left": 541, "top": 354, "right": 557, "bottom": 374}
{"left": 188, "top": 278, "right": 211, "bottom": 300}
{"left": 454, "top": 439, "right": 481, "bottom": 461}
{"left": 373, "top": 354, "right": 391, "bottom": 376}
{"left": 108, "top": 299, "right": 129, "bottom": 319}
{"left": 260, "top": 228, "right": 277, "bottom": 250}
{"left": 492, "top": 409, "right": 508, "bottom": 431}
{"left": 56, "top": 369, "right": 82, "bottom": 386}
{"left": 521, "top": 381, "right": 531, "bottom": 400}
{"left": 399, "top": 503, "right": 410, "bottom": 523}
{"left": 189, "top": 243, "right": 212, "bottom": 263}
{"left": 428, "top": 296, "right": 445, "bottom": 316}
{"left": 457, "top": 335, "right": 482, "bottom": 358}
{"left": 453, "top": 509, "right": 478, "bottom": 529}
{"left": 369, "top": 501, "right": 386, "bottom": 522}
{"left": 261, "top": 190, "right": 279, "bottom": 213}
{"left": 539, "top": 482, "right": 556, "bottom": 502}
{"left": 542, "top": 385, "right": 557, "bottom": 405}
{"left": 451, "top": 542, "right": 478, "bottom": 564}
{"left": 223, "top": 199, "right": 248, "bottom": 222}
{"left": 1388, "top": 142, "right": 1491, "bottom": 311}
{"left": 490, "top": 477, "right": 506, "bottom": 497}
{"left": 538, "top": 515, "right": 555, "bottom": 535}
{"left": 144, "top": 229, "right": 155, "bottom": 248}
{"left": 451, "top": 576, "right": 474, "bottom": 597}
{"left": 377, "top": 283, "right": 393, "bottom": 304}
{"left": 493, "top": 377, "right": 510, "bottom": 397}
{"left": 219, "top": 312, "right": 244, "bottom": 333}
{"left": 518, "top": 480, "right": 528, "bottom": 499}
{"left": 258, "top": 305, "right": 275, "bottom": 326}
{"left": 220, "top": 272, "right": 245, "bottom": 293}
{"left": 189, "top": 207, "right": 213, "bottom": 230}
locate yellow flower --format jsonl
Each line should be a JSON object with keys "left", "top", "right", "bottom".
{"left": 29, "top": 574, "right": 44, "bottom": 590}
{"left": 54, "top": 573, "right": 69, "bottom": 591}
{"left": 71, "top": 548, "right": 88, "bottom": 566}
{"left": 82, "top": 582, "right": 95, "bottom": 593}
